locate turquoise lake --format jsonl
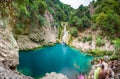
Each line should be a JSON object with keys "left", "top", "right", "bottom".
{"left": 17, "top": 44, "right": 93, "bottom": 79}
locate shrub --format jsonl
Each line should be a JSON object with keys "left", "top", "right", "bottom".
{"left": 112, "top": 38, "right": 120, "bottom": 49}
{"left": 38, "top": 0, "right": 47, "bottom": 15}
{"left": 82, "top": 35, "right": 92, "bottom": 42}
{"left": 88, "top": 49, "right": 112, "bottom": 57}
{"left": 70, "top": 27, "right": 78, "bottom": 37}
{"left": 112, "top": 38, "right": 120, "bottom": 59}
{"left": 96, "top": 35, "right": 105, "bottom": 46}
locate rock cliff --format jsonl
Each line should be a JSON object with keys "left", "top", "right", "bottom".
{"left": 0, "top": 26, "right": 18, "bottom": 67}
{"left": 0, "top": 20, "right": 33, "bottom": 78}
{"left": 17, "top": 10, "right": 57, "bottom": 50}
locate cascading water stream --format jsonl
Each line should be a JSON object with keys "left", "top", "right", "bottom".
{"left": 62, "top": 25, "right": 68, "bottom": 45}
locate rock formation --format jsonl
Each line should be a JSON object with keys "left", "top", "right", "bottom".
{"left": 0, "top": 26, "right": 18, "bottom": 68}
{"left": 17, "top": 10, "right": 57, "bottom": 50}
{"left": 0, "top": 19, "right": 33, "bottom": 78}
{"left": 41, "top": 72, "right": 68, "bottom": 79}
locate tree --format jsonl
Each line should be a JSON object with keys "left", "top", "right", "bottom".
{"left": 82, "top": 16, "right": 91, "bottom": 28}
{"left": 95, "top": 12, "right": 106, "bottom": 27}
{"left": 92, "top": 0, "right": 120, "bottom": 36}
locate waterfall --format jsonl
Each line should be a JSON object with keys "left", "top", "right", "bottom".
{"left": 62, "top": 25, "right": 68, "bottom": 45}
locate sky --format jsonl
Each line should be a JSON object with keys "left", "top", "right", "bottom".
{"left": 59, "top": 0, "right": 94, "bottom": 9}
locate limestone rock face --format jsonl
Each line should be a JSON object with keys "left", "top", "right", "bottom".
{"left": 17, "top": 35, "right": 41, "bottom": 50}
{"left": 0, "top": 22, "right": 33, "bottom": 79}
{"left": 29, "top": 26, "right": 56, "bottom": 45}
{"left": 17, "top": 10, "right": 57, "bottom": 50}
{"left": 0, "top": 27, "right": 19, "bottom": 66}
{"left": 29, "top": 10, "right": 56, "bottom": 44}
{"left": 41, "top": 72, "right": 68, "bottom": 79}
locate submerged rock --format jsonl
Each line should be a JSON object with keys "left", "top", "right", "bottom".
{"left": 41, "top": 72, "right": 68, "bottom": 79}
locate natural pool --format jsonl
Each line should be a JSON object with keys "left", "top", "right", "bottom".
{"left": 17, "top": 44, "right": 93, "bottom": 79}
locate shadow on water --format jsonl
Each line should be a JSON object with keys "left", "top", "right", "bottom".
{"left": 17, "top": 44, "right": 93, "bottom": 79}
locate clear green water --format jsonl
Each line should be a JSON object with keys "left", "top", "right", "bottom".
{"left": 17, "top": 44, "right": 93, "bottom": 79}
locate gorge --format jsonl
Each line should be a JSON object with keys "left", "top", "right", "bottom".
{"left": 0, "top": 0, "right": 120, "bottom": 79}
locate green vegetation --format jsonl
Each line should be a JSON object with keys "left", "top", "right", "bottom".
{"left": 70, "top": 27, "right": 78, "bottom": 37}
{"left": 92, "top": 0, "right": 120, "bottom": 37}
{"left": 0, "top": 0, "right": 91, "bottom": 35}
{"left": 82, "top": 35, "right": 93, "bottom": 42}
{"left": 111, "top": 38, "right": 120, "bottom": 59}
{"left": 14, "top": 0, "right": 47, "bottom": 34}
{"left": 69, "top": 5, "right": 91, "bottom": 30}
{"left": 91, "top": 0, "right": 120, "bottom": 57}
{"left": 45, "top": 0, "right": 91, "bottom": 32}
{"left": 96, "top": 35, "right": 105, "bottom": 46}
{"left": 88, "top": 49, "right": 112, "bottom": 57}
{"left": 0, "top": 0, "right": 47, "bottom": 34}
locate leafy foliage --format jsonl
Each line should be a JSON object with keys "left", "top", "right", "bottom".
{"left": 70, "top": 27, "right": 78, "bottom": 37}
{"left": 12, "top": 0, "right": 48, "bottom": 34}
{"left": 96, "top": 35, "right": 105, "bottom": 46}
{"left": 112, "top": 39, "right": 120, "bottom": 49}
{"left": 111, "top": 38, "right": 120, "bottom": 59}
{"left": 82, "top": 35, "right": 92, "bottom": 42}
{"left": 69, "top": 5, "right": 91, "bottom": 29}
{"left": 88, "top": 49, "right": 112, "bottom": 57}
{"left": 92, "top": 0, "right": 120, "bottom": 37}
